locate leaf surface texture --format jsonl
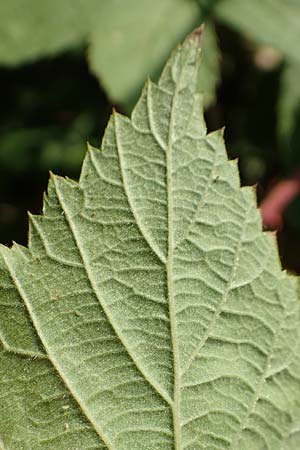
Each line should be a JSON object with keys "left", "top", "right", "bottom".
{"left": 1, "top": 29, "right": 300, "bottom": 450}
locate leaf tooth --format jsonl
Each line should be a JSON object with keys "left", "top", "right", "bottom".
{"left": 131, "top": 80, "right": 152, "bottom": 134}
{"left": 240, "top": 186, "right": 260, "bottom": 209}
{"left": 206, "top": 129, "right": 228, "bottom": 163}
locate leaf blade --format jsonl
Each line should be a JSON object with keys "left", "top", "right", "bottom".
{"left": 1, "top": 28, "right": 300, "bottom": 450}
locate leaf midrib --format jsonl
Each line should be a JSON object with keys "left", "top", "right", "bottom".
{"left": 164, "top": 62, "right": 188, "bottom": 450}
{"left": 144, "top": 51, "right": 189, "bottom": 449}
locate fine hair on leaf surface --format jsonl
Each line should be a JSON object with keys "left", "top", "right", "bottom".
{"left": 1, "top": 26, "right": 300, "bottom": 450}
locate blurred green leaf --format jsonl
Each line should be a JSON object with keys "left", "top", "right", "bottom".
{"left": 277, "top": 62, "right": 300, "bottom": 171}
{"left": 214, "top": 0, "right": 300, "bottom": 63}
{"left": 197, "top": 22, "right": 220, "bottom": 106}
{"left": 0, "top": 0, "right": 221, "bottom": 110}
{"left": 0, "top": 0, "right": 101, "bottom": 65}
{"left": 89, "top": 0, "right": 201, "bottom": 106}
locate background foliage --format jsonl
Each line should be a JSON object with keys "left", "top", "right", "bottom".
{"left": 1, "top": 0, "right": 300, "bottom": 271}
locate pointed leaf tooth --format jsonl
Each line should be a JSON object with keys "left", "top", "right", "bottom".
{"left": 131, "top": 80, "right": 152, "bottom": 134}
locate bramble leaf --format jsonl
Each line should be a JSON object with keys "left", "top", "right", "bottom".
{"left": 1, "top": 28, "right": 300, "bottom": 450}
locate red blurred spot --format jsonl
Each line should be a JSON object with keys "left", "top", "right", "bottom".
{"left": 260, "top": 175, "right": 300, "bottom": 230}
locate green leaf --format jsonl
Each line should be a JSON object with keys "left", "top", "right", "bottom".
{"left": 0, "top": 0, "right": 100, "bottom": 65}
{"left": 282, "top": 428, "right": 300, "bottom": 450}
{"left": 277, "top": 61, "right": 300, "bottom": 169}
{"left": 89, "top": 0, "right": 204, "bottom": 107}
{"left": 1, "top": 28, "right": 300, "bottom": 450}
{"left": 214, "top": 0, "right": 300, "bottom": 63}
{"left": 196, "top": 22, "right": 220, "bottom": 106}
{"left": 0, "top": 0, "right": 220, "bottom": 110}
{"left": 89, "top": 0, "right": 199, "bottom": 100}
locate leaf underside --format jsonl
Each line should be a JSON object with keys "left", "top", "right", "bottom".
{"left": 1, "top": 28, "right": 300, "bottom": 450}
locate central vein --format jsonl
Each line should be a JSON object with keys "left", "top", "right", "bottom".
{"left": 166, "top": 81, "right": 182, "bottom": 450}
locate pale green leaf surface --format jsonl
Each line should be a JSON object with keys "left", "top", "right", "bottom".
{"left": 0, "top": 255, "right": 105, "bottom": 450}
{"left": 0, "top": 350, "right": 105, "bottom": 450}
{"left": 281, "top": 429, "right": 300, "bottom": 450}
{"left": 0, "top": 254, "right": 45, "bottom": 358}
{"left": 214, "top": 0, "right": 300, "bottom": 63}
{"left": 1, "top": 29, "right": 300, "bottom": 450}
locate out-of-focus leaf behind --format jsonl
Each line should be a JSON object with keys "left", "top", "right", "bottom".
{"left": 0, "top": 0, "right": 99, "bottom": 65}
{"left": 89, "top": 0, "right": 201, "bottom": 106}
{"left": 278, "top": 62, "right": 300, "bottom": 171}
{"left": 215, "top": 0, "right": 300, "bottom": 63}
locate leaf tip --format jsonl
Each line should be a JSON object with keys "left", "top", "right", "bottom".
{"left": 188, "top": 24, "right": 205, "bottom": 47}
